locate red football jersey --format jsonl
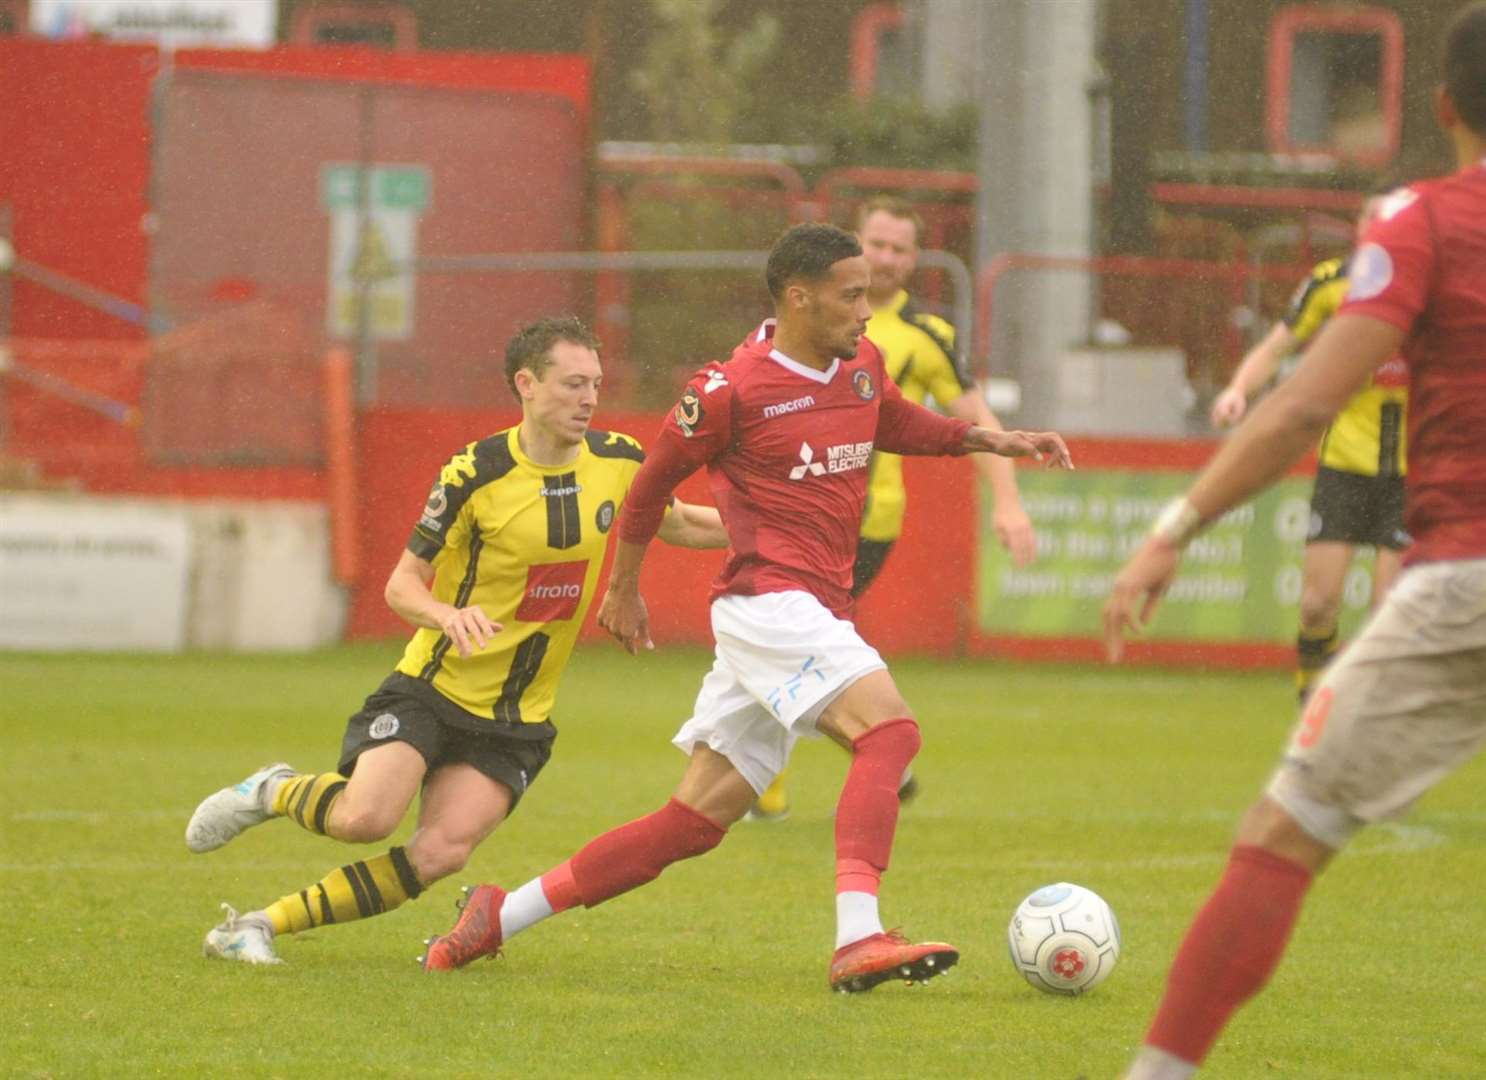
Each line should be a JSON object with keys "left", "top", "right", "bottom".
{"left": 620, "top": 320, "right": 972, "bottom": 618}
{"left": 1342, "top": 159, "right": 1486, "bottom": 563}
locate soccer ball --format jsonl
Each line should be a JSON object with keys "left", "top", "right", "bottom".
{"left": 1007, "top": 882, "right": 1121, "bottom": 995}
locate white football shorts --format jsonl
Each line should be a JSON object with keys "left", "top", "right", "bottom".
{"left": 1267, "top": 558, "right": 1486, "bottom": 848}
{"left": 671, "top": 590, "right": 888, "bottom": 794}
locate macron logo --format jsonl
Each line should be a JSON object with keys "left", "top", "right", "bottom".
{"left": 703, "top": 371, "right": 728, "bottom": 394}
{"left": 788, "top": 442, "right": 827, "bottom": 480}
{"left": 763, "top": 394, "right": 815, "bottom": 419}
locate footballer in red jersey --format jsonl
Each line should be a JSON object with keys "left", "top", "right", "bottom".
{"left": 422, "top": 222, "right": 1071, "bottom": 991}
{"left": 1107, "top": 6, "right": 1486, "bottom": 1076}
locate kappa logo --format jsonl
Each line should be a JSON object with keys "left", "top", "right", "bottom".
{"left": 369, "top": 713, "right": 400, "bottom": 739}
{"left": 788, "top": 442, "right": 827, "bottom": 480}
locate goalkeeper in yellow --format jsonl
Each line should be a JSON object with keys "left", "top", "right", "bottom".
{"left": 185, "top": 317, "right": 727, "bottom": 964}
{"left": 749, "top": 196, "right": 1035, "bottom": 819}
{"left": 1210, "top": 193, "right": 1408, "bottom": 703}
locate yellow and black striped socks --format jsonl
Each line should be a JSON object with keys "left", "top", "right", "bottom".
{"left": 270, "top": 772, "right": 348, "bottom": 836}
{"left": 1296, "top": 626, "right": 1340, "bottom": 704}
{"left": 264, "top": 847, "right": 424, "bottom": 936}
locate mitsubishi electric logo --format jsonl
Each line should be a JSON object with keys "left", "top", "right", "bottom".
{"left": 789, "top": 443, "right": 827, "bottom": 480}
{"left": 789, "top": 440, "right": 874, "bottom": 480}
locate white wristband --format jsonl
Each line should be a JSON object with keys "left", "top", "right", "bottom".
{"left": 1150, "top": 496, "right": 1204, "bottom": 547}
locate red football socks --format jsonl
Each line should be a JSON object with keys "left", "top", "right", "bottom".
{"left": 834, "top": 718, "right": 922, "bottom": 880}
{"left": 1145, "top": 844, "right": 1314, "bottom": 1065}
{"left": 538, "top": 862, "right": 579, "bottom": 913}
{"left": 565, "top": 797, "right": 726, "bottom": 908}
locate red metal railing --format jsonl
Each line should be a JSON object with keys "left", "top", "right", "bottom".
{"left": 974, "top": 252, "right": 1314, "bottom": 379}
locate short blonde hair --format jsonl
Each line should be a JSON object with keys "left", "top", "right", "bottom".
{"left": 856, "top": 195, "right": 924, "bottom": 245}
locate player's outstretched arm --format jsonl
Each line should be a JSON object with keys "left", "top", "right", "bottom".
{"left": 1103, "top": 312, "right": 1402, "bottom": 661}
{"left": 384, "top": 549, "right": 501, "bottom": 657}
{"left": 1211, "top": 321, "right": 1295, "bottom": 427}
{"left": 962, "top": 427, "right": 1073, "bottom": 469}
{"left": 949, "top": 387, "right": 1037, "bottom": 566}
{"left": 655, "top": 498, "right": 729, "bottom": 550}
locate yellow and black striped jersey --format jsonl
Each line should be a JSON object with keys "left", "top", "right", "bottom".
{"left": 860, "top": 290, "right": 975, "bottom": 541}
{"left": 394, "top": 426, "right": 645, "bottom": 727}
{"left": 1284, "top": 258, "right": 1408, "bottom": 478}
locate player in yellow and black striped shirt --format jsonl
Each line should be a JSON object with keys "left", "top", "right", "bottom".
{"left": 1211, "top": 193, "right": 1409, "bottom": 702}
{"left": 185, "top": 317, "right": 727, "bottom": 965}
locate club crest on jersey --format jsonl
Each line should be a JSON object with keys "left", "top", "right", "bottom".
{"left": 419, "top": 484, "right": 448, "bottom": 533}
{"left": 675, "top": 388, "right": 704, "bottom": 437}
{"left": 595, "top": 499, "right": 616, "bottom": 533}
{"left": 852, "top": 370, "right": 875, "bottom": 401}
{"left": 369, "top": 713, "right": 400, "bottom": 739}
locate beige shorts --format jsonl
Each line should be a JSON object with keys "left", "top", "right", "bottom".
{"left": 1267, "top": 558, "right": 1486, "bottom": 848}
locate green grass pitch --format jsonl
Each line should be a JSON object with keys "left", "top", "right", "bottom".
{"left": 4, "top": 644, "right": 1484, "bottom": 1078}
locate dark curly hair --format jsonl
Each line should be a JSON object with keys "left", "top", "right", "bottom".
{"left": 765, "top": 223, "right": 862, "bottom": 300}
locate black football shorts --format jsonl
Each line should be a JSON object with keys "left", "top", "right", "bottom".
{"left": 1307, "top": 466, "right": 1409, "bottom": 551}
{"left": 340, "top": 672, "right": 555, "bottom": 811}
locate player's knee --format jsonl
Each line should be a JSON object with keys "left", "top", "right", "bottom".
{"left": 406, "top": 837, "right": 471, "bottom": 885}
{"left": 330, "top": 802, "right": 401, "bottom": 843}
{"left": 1298, "top": 586, "right": 1341, "bottom": 631}
{"left": 830, "top": 691, "right": 914, "bottom": 740}
{"left": 855, "top": 715, "right": 922, "bottom": 764}
{"left": 1237, "top": 793, "right": 1339, "bottom": 872}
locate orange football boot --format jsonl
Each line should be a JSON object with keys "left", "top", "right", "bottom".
{"left": 420, "top": 884, "right": 506, "bottom": 972}
{"left": 829, "top": 930, "right": 959, "bottom": 993}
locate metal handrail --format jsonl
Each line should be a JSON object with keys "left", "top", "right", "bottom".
{"left": 407, "top": 247, "right": 975, "bottom": 367}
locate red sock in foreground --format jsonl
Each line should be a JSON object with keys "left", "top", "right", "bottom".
{"left": 1141, "top": 845, "right": 1314, "bottom": 1069}
{"left": 567, "top": 797, "right": 725, "bottom": 905}
{"left": 421, "top": 798, "right": 726, "bottom": 971}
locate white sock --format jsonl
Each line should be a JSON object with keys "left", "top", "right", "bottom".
{"left": 1124, "top": 1046, "right": 1198, "bottom": 1080}
{"left": 498, "top": 878, "right": 554, "bottom": 942}
{"left": 834, "top": 891, "right": 883, "bottom": 949}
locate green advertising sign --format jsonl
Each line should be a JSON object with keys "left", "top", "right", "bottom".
{"left": 978, "top": 470, "right": 1377, "bottom": 643}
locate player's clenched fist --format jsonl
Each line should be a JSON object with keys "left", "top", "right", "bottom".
{"left": 597, "top": 585, "right": 654, "bottom": 655}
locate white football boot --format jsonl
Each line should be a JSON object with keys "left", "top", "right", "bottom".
{"left": 185, "top": 762, "right": 295, "bottom": 853}
{"left": 203, "top": 904, "right": 281, "bottom": 965}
